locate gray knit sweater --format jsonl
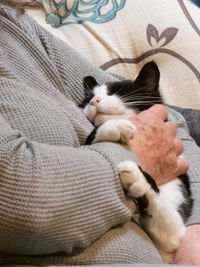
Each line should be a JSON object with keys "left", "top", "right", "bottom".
{"left": 0, "top": 5, "right": 199, "bottom": 265}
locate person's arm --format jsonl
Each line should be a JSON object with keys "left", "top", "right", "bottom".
{"left": 173, "top": 224, "right": 200, "bottom": 265}
{"left": 0, "top": 113, "right": 135, "bottom": 255}
{"left": 0, "top": 106, "right": 190, "bottom": 256}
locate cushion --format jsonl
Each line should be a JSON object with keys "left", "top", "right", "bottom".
{"left": 28, "top": 0, "right": 200, "bottom": 109}
{"left": 37, "top": 0, "right": 127, "bottom": 27}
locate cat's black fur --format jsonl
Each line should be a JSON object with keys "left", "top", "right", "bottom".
{"left": 85, "top": 128, "right": 98, "bottom": 145}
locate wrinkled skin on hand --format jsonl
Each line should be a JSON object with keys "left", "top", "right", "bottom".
{"left": 128, "top": 105, "right": 189, "bottom": 185}
{"left": 173, "top": 224, "right": 200, "bottom": 265}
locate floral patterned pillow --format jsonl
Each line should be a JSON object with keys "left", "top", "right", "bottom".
{"left": 31, "top": 0, "right": 200, "bottom": 109}
{"left": 38, "top": 0, "right": 126, "bottom": 27}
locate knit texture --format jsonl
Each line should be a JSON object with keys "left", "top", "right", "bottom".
{"left": 0, "top": 4, "right": 162, "bottom": 264}
{"left": 0, "top": 4, "right": 199, "bottom": 265}
{"left": 170, "top": 105, "right": 200, "bottom": 147}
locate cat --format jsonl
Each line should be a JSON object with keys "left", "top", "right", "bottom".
{"left": 79, "top": 61, "right": 193, "bottom": 263}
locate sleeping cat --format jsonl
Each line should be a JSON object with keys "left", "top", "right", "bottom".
{"left": 79, "top": 62, "right": 193, "bottom": 263}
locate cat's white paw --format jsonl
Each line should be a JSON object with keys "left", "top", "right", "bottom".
{"left": 117, "top": 120, "right": 136, "bottom": 143}
{"left": 94, "top": 119, "right": 136, "bottom": 144}
{"left": 117, "top": 161, "right": 140, "bottom": 189}
{"left": 117, "top": 161, "right": 150, "bottom": 198}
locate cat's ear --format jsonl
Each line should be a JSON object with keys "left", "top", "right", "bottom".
{"left": 83, "top": 76, "right": 98, "bottom": 90}
{"left": 135, "top": 61, "right": 160, "bottom": 92}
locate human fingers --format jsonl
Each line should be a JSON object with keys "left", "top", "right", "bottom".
{"left": 165, "top": 121, "right": 177, "bottom": 138}
{"left": 147, "top": 104, "right": 168, "bottom": 121}
{"left": 174, "top": 139, "right": 184, "bottom": 156}
{"left": 134, "top": 104, "right": 168, "bottom": 125}
{"left": 175, "top": 158, "right": 190, "bottom": 176}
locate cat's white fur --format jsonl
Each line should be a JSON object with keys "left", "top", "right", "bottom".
{"left": 83, "top": 85, "right": 186, "bottom": 264}
{"left": 93, "top": 119, "right": 136, "bottom": 143}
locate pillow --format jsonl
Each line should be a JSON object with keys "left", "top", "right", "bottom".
{"left": 37, "top": 0, "right": 126, "bottom": 27}
{"left": 28, "top": 0, "right": 200, "bottom": 109}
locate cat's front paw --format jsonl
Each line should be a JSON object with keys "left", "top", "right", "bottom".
{"left": 117, "top": 161, "right": 150, "bottom": 198}
{"left": 117, "top": 120, "right": 136, "bottom": 143}
{"left": 94, "top": 119, "right": 136, "bottom": 144}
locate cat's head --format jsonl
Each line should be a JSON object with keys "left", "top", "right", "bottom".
{"left": 79, "top": 61, "right": 163, "bottom": 126}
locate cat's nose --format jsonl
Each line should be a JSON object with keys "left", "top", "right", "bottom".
{"left": 90, "top": 97, "right": 101, "bottom": 106}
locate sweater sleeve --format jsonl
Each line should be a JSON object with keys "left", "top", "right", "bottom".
{"left": 0, "top": 113, "right": 138, "bottom": 256}
{"left": 169, "top": 105, "right": 200, "bottom": 147}
{"left": 168, "top": 108, "right": 200, "bottom": 225}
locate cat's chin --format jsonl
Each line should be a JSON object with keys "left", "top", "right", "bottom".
{"left": 94, "top": 113, "right": 116, "bottom": 126}
{"left": 94, "top": 110, "right": 136, "bottom": 126}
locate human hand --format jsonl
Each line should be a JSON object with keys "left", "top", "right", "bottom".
{"left": 127, "top": 105, "right": 189, "bottom": 185}
{"left": 173, "top": 224, "right": 200, "bottom": 265}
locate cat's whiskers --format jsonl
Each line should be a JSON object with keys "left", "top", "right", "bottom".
{"left": 121, "top": 96, "right": 162, "bottom": 103}
{"left": 124, "top": 100, "right": 162, "bottom": 107}
{"left": 133, "top": 83, "right": 159, "bottom": 93}
{"left": 111, "top": 83, "right": 127, "bottom": 95}
{"left": 118, "top": 83, "right": 159, "bottom": 100}
{"left": 84, "top": 82, "right": 91, "bottom": 92}
{"left": 121, "top": 94, "right": 162, "bottom": 100}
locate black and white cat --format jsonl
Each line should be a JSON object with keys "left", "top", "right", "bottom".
{"left": 79, "top": 62, "right": 192, "bottom": 263}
